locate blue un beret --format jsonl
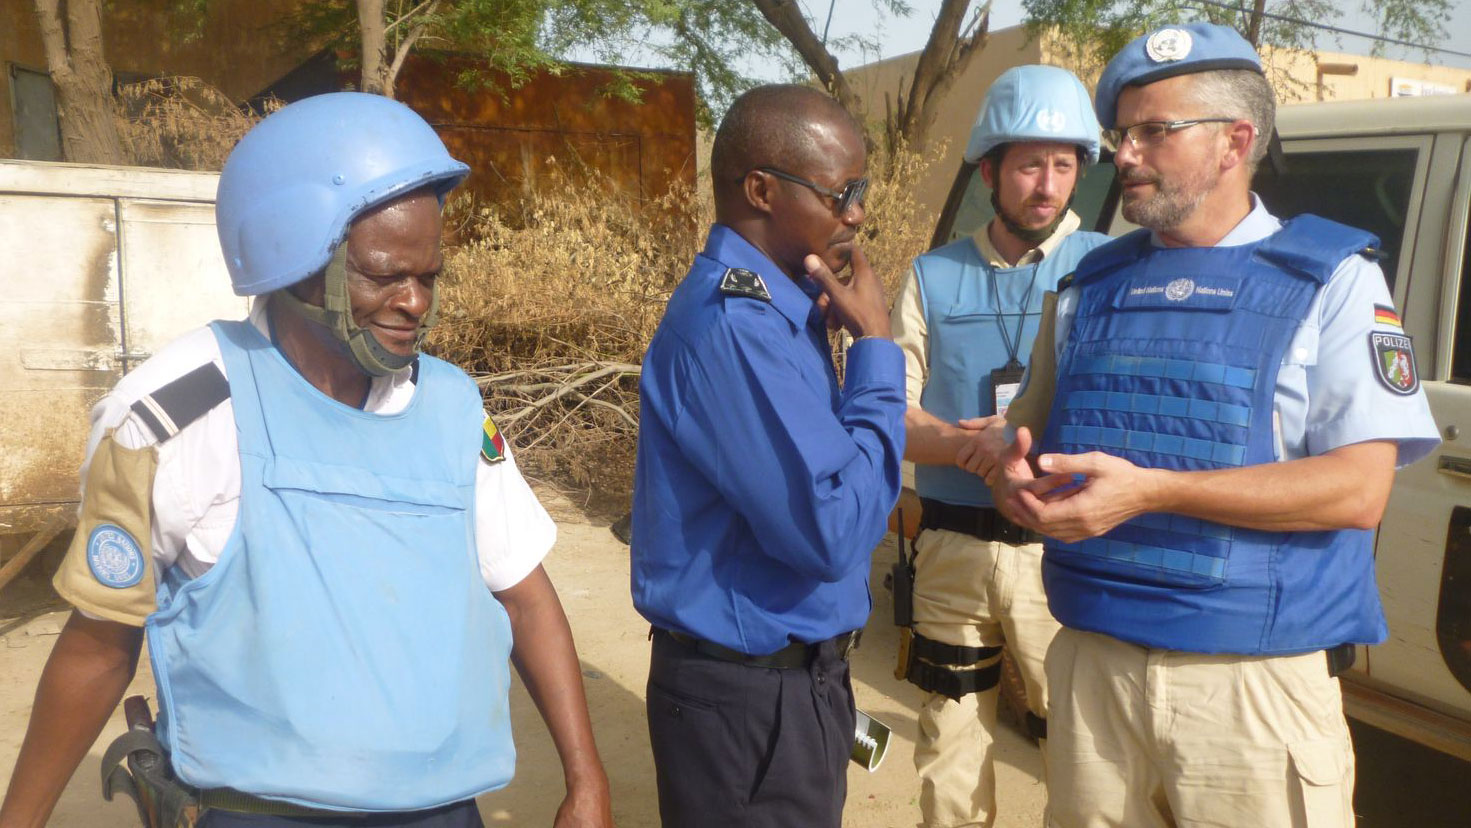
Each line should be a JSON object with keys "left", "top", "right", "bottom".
{"left": 1094, "top": 22, "right": 1264, "bottom": 129}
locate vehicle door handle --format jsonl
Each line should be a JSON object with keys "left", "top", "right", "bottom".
{"left": 1438, "top": 456, "right": 1471, "bottom": 480}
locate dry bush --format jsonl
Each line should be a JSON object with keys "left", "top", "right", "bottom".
{"left": 428, "top": 163, "right": 707, "bottom": 506}
{"left": 430, "top": 139, "right": 946, "bottom": 506}
{"left": 113, "top": 77, "right": 278, "bottom": 170}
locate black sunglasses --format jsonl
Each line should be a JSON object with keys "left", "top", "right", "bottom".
{"left": 754, "top": 167, "right": 869, "bottom": 215}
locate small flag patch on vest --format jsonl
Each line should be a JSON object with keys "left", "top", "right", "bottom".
{"left": 1373, "top": 305, "right": 1402, "bottom": 329}
{"left": 1370, "top": 332, "right": 1419, "bottom": 395}
{"left": 481, "top": 416, "right": 507, "bottom": 464}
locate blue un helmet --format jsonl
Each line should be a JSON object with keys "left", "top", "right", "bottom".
{"left": 216, "top": 92, "right": 469, "bottom": 297}
{"left": 964, "top": 64, "right": 1101, "bottom": 166}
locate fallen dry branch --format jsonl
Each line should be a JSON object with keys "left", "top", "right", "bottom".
{"left": 476, "top": 362, "right": 641, "bottom": 426}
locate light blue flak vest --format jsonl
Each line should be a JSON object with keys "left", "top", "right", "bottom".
{"left": 145, "top": 320, "right": 515, "bottom": 811}
{"left": 916, "top": 230, "right": 1108, "bottom": 507}
{"left": 1039, "top": 215, "right": 1388, "bottom": 655}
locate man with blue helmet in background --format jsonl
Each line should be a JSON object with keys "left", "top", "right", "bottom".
{"left": 0, "top": 93, "right": 612, "bottom": 828}
{"left": 887, "top": 64, "right": 1109, "bottom": 828}
{"left": 988, "top": 23, "right": 1439, "bottom": 827}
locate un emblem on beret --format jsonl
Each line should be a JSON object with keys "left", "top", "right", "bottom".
{"left": 1146, "top": 28, "right": 1193, "bottom": 63}
{"left": 86, "top": 524, "right": 146, "bottom": 588}
{"left": 1165, "top": 278, "right": 1196, "bottom": 301}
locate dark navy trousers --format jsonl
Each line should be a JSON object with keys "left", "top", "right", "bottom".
{"left": 646, "top": 629, "right": 856, "bottom": 828}
{"left": 195, "top": 800, "right": 483, "bottom": 827}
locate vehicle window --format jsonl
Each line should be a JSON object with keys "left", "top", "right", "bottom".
{"left": 1253, "top": 148, "right": 1419, "bottom": 292}
{"left": 935, "top": 157, "right": 1118, "bottom": 247}
{"left": 1453, "top": 202, "right": 1471, "bottom": 383}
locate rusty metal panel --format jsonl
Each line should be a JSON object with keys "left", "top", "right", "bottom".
{"left": 394, "top": 55, "right": 697, "bottom": 211}
{"left": 0, "top": 194, "right": 120, "bottom": 519}
{"left": 118, "top": 198, "right": 247, "bottom": 367}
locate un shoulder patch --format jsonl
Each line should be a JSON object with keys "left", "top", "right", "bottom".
{"left": 1370, "top": 331, "right": 1419, "bottom": 395}
{"left": 86, "top": 524, "right": 146, "bottom": 588}
{"left": 481, "top": 415, "right": 507, "bottom": 464}
{"left": 719, "top": 268, "right": 771, "bottom": 303}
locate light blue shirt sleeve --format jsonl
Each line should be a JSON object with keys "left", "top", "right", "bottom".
{"left": 1279, "top": 254, "right": 1440, "bottom": 467}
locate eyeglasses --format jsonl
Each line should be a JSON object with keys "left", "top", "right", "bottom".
{"left": 1103, "top": 118, "right": 1241, "bottom": 150}
{"left": 755, "top": 167, "right": 869, "bottom": 215}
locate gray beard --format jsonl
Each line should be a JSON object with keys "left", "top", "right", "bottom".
{"left": 1120, "top": 168, "right": 1218, "bottom": 232}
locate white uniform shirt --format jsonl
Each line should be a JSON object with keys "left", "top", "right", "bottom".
{"left": 81, "top": 301, "right": 554, "bottom": 595}
{"left": 1047, "top": 195, "right": 1439, "bottom": 467}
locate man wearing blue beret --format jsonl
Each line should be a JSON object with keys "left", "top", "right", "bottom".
{"left": 987, "top": 22, "right": 1440, "bottom": 827}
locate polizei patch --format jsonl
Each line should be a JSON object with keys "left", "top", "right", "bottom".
{"left": 1370, "top": 332, "right": 1419, "bottom": 395}
{"left": 86, "top": 524, "right": 146, "bottom": 588}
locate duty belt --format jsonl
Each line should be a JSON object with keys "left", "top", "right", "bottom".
{"left": 658, "top": 627, "right": 861, "bottom": 670}
{"left": 919, "top": 498, "right": 1039, "bottom": 545}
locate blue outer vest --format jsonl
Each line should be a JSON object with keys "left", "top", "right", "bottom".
{"left": 145, "top": 321, "right": 515, "bottom": 811}
{"left": 916, "top": 230, "right": 1109, "bottom": 506}
{"left": 1039, "top": 215, "right": 1389, "bottom": 655}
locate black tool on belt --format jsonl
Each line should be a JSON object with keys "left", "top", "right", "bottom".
{"left": 891, "top": 507, "right": 914, "bottom": 628}
{"left": 101, "top": 696, "right": 343, "bottom": 826}
{"left": 1326, "top": 643, "right": 1356, "bottom": 677}
{"left": 101, "top": 696, "right": 198, "bottom": 828}
{"left": 659, "top": 627, "right": 861, "bottom": 670}
{"left": 919, "top": 497, "right": 1039, "bottom": 545}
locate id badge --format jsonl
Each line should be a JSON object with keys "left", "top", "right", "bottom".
{"left": 989, "top": 360, "right": 1025, "bottom": 417}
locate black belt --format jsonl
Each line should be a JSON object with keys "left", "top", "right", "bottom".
{"left": 920, "top": 498, "right": 1039, "bottom": 544}
{"left": 657, "top": 627, "right": 861, "bottom": 670}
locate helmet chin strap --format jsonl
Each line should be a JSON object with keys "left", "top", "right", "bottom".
{"left": 272, "top": 244, "right": 438, "bottom": 378}
{"left": 991, "top": 189, "right": 1073, "bottom": 245}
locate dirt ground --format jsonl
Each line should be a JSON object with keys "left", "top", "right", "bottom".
{"left": 0, "top": 490, "right": 1048, "bottom": 827}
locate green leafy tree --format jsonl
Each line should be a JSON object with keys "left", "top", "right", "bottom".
{"left": 272, "top": 1, "right": 995, "bottom": 148}
{"left": 1023, "top": 0, "right": 1452, "bottom": 71}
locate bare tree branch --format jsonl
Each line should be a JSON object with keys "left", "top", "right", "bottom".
{"left": 384, "top": 0, "right": 439, "bottom": 93}
{"left": 748, "top": 0, "right": 866, "bottom": 129}
{"left": 886, "top": 0, "right": 990, "bottom": 154}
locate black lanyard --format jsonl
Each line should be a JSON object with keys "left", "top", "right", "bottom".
{"left": 990, "top": 262, "right": 1041, "bottom": 370}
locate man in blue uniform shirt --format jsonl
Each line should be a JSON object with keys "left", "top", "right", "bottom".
{"left": 990, "top": 23, "right": 1441, "bottom": 827}
{"left": 631, "top": 84, "right": 907, "bottom": 828}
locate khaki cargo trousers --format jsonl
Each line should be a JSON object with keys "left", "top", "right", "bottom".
{"left": 1045, "top": 628, "right": 1356, "bottom": 828}
{"left": 909, "top": 527, "right": 1061, "bottom": 828}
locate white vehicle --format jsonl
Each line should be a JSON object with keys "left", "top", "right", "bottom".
{"left": 930, "top": 92, "right": 1471, "bottom": 761}
{"left": 0, "top": 160, "right": 244, "bottom": 583}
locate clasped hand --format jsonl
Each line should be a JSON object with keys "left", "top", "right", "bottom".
{"left": 983, "top": 426, "right": 1157, "bottom": 543}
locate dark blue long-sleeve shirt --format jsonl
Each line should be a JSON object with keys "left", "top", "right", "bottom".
{"left": 631, "top": 224, "right": 906, "bottom": 655}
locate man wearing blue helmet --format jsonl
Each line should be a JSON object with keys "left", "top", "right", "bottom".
{"left": 888, "top": 63, "right": 1109, "bottom": 828}
{"left": 988, "top": 23, "right": 1439, "bottom": 827}
{"left": 0, "top": 93, "right": 612, "bottom": 828}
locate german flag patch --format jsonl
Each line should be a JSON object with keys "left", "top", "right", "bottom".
{"left": 481, "top": 416, "right": 507, "bottom": 464}
{"left": 1373, "top": 304, "right": 1402, "bottom": 330}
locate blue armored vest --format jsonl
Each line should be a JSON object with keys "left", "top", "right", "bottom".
{"left": 1039, "top": 215, "right": 1388, "bottom": 655}
{"left": 916, "top": 230, "right": 1108, "bottom": 507}
{"left": 145, "top": 320, "right": 516, "bottom": 811}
